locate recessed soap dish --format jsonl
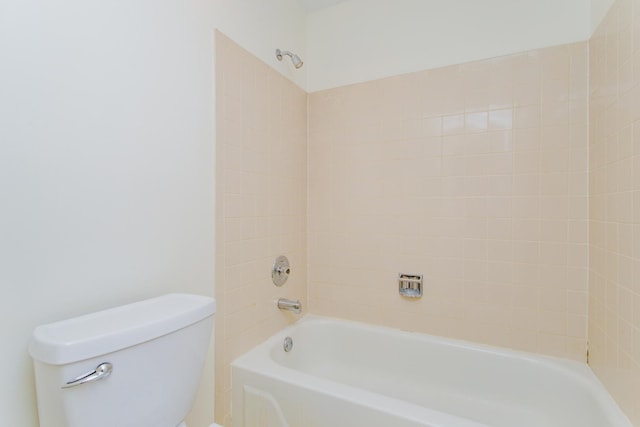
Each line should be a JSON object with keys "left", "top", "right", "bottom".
{"left": 398, "top": 274, "right": 423, "bottom": 298}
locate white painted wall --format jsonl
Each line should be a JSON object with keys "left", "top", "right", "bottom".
{"left": 306, "top": 0, "right": 592, "bottom": 91}
{"left": 0, "top": 0, "right": 306, "bottom": 426}
{"left": 591, "top": 0, "right": 616, "bottom": 33}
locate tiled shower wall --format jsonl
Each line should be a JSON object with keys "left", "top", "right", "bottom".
{"left": 588, "top": 0, "right": 640, "bottom": 423}
{"left": 214, "top": 32, "right": 307, "bottom": 425}
{"left": 308, "top": 42, "right": 590, "bottom": 361}
{"left": 216, "top": 14, "right": 640, "bottom": 424}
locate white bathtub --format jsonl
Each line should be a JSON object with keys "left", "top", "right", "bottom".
{"left": 232, "top": 316, "right": 631, "bottom": 427}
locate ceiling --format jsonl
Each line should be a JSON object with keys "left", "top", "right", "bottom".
{"left": 297, "top": 0, "right": 349, "bottom": 13}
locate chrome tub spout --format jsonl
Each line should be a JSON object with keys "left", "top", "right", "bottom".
{"left": 277, "top": 298, "right": 301, "bottom": 314}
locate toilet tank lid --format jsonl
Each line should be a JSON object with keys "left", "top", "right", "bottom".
{"left": 29, "top": 293, "right": 216, "bottom": 365}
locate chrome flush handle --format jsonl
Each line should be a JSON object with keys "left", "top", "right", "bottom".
{"left": 62, "top": 362, "right": 113, "bottom": 389}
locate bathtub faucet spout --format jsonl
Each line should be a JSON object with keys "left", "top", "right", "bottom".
{"left": 277, "top": 298, "right": 302, "bottom": 314}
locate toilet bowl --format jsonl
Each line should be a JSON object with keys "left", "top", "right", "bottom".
{"left": 29, "top": 293, "right": 216, "bottom": 427}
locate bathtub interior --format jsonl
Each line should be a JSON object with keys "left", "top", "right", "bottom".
{"left": 234, "top": 316, "right": 632, "bottom": 427}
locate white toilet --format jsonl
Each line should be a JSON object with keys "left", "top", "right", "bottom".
{"left": 29, "top": 293, "right": 216, "bottom": 427}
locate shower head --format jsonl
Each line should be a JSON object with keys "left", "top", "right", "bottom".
{"left": 276, "top": 48, "right": 303, "bottom": 69}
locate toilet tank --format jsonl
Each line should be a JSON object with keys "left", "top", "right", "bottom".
{"left": 29, "top": 293, "right": 216, "bottom": 427}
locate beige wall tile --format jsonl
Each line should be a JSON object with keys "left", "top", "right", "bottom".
{"left": 215, "top": 32, "right": 307, "bottom": 424}
{"left": 589, "top": 0, "right": 640, "bottom": 423}
{"left": 308, "top": 42, "right": 589, "bottom": 364}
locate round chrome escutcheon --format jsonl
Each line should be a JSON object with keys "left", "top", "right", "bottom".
{"left": 283, "top": 336, "right": 293, "bottom": 352}
{"left": 272, "top": 255, "right": 290, "bottom": 287}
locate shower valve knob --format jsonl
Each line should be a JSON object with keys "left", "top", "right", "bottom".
{"left": 272, "top": 255, "right": 290, "bottom": 286}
